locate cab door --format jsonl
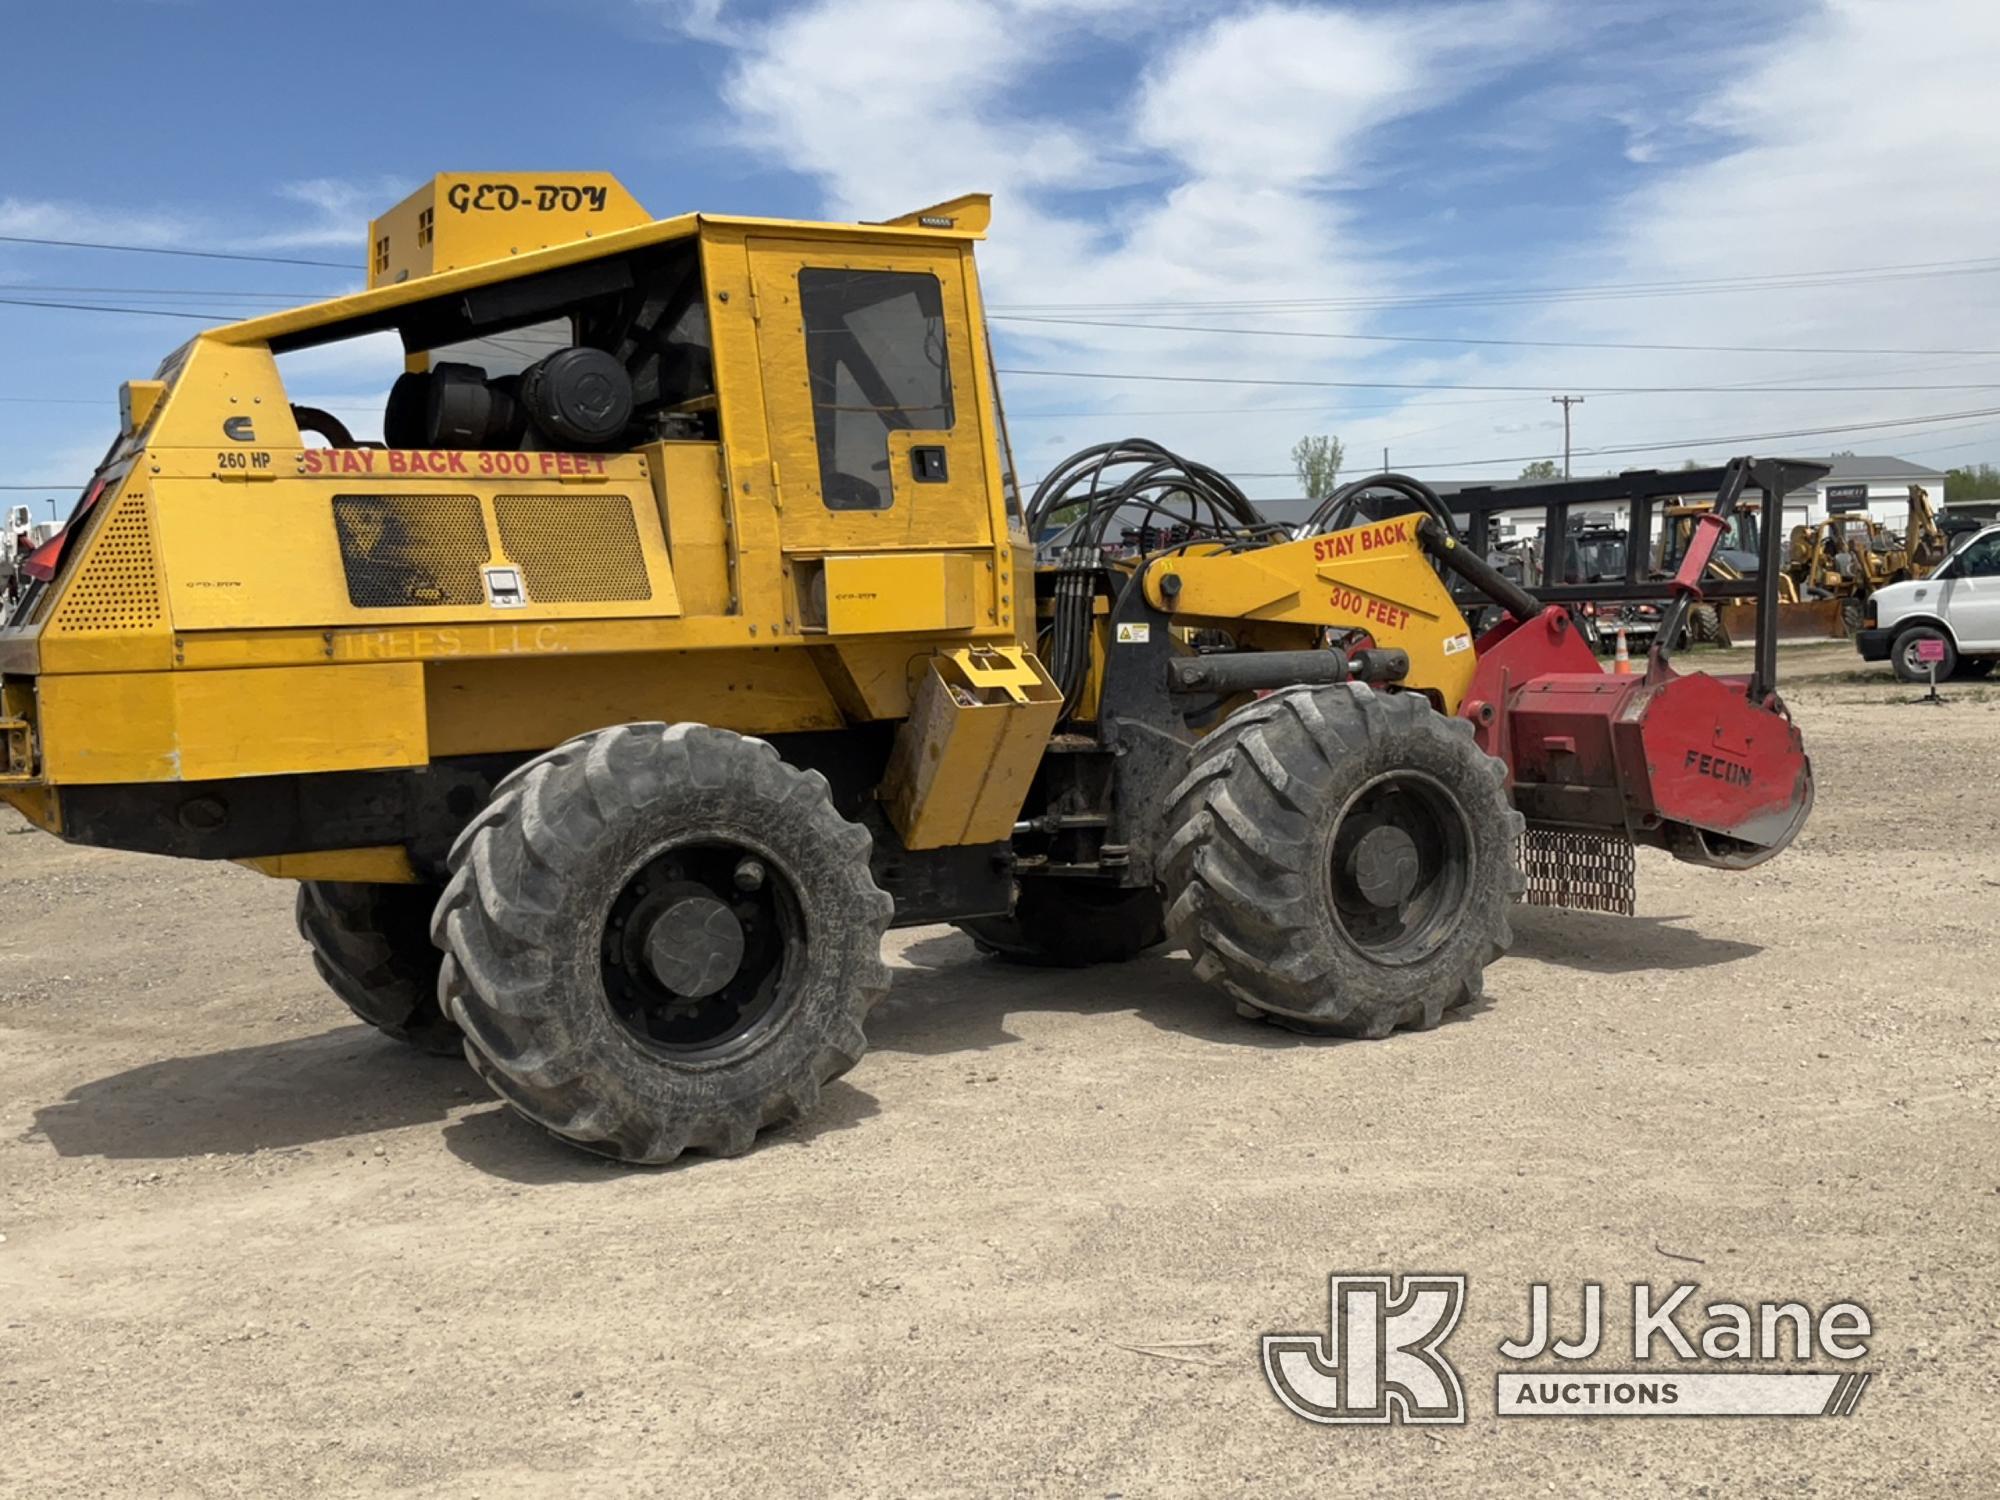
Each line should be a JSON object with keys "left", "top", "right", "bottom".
{"left": 747, "top": 240, "right": 992, "bottom": 553}
{"left": 1943, "top": 530, "right": 2000, "bottom": 649}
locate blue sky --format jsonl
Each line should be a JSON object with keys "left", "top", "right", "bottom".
{"left": 4, "top": 0, "right": 1997, "bottom": 509}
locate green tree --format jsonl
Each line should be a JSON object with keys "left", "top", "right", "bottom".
{"left": 1291, "top": 434, "right": 1345, "bottom": 499}
{"left": 1519, "top": 459, "right": 1559, "bottom": 480}
{"left": 1945, "top": 463, "right": 2000, "bottom": 503}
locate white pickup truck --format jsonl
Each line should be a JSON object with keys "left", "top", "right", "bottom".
{"left": 1856, "top": 523, "right": 2000, "bottom": 681}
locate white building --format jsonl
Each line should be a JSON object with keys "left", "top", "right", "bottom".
{"left": 1774, "top": 455, "right": 1945, "bottom": 532}
{"left": 1257, "top": 453, "right": 1947, "bottom": 545}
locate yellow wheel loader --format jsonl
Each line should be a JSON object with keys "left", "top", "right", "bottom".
{"left": 1785, "top": 504, "right": 1949, "bottom": 637}
{"left": 1654, "top": 499, "right": 1851, "bottom": 645}
{"left": 0, "top": 175, "right": 1819, "bottom": 1163}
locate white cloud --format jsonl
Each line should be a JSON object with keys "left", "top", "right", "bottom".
{"left": 1433, "top": 0, "right": 2000, "bottom": 476}
{"left": 0, "top": 177, "right": 397, "bottom": 260}
{"left": 0, "top": 196, "right": 195, "bottom": 246}
{"left": 1134, "top": 2, "right": 1542, "bottom": 187}
{"left": 713, "top": 0, "right": 1121, "bottom": 217}
{"left": 675, "top": 0, "right": 2000, "bottom": 486}
{"left": 251, "top": 176, "right": 413, "bottom": 251}
{"left": 680, "top": 0, "right": 1561, "bottom": 485}
{"left": 656, "top": 0, "right": 740, "bottom": 45}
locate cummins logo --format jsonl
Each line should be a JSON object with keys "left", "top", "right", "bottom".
{"left": 1262, "top": 1274, "right": 1468, "bottom": 1425}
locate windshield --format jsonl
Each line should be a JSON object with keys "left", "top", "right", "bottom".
{"left": 1661, "top": 508, "right": 1759, "bottom": 569}
{"left": 1567, "top": 534, "right": 1626, "bottom": 582}
{"left": 1944, "top": 524, "right": 2000, "bottom": 568}
{"left": 1941, "top": 525, "right": 1993, "bottom": 562}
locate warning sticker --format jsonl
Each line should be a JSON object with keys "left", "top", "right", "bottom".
{"left": 1442, "top": 632, "right": 1474, "bottom": 656}
{"left": 1116, "top": 623, "right": 1151, "bottom": 644}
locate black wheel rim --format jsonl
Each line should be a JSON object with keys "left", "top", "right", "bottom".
{"left": 1326, "top": 770, "right": 1473, "bottom": 966}
{"left": 601, "top": 839, "right": 802, "bottom": 1062}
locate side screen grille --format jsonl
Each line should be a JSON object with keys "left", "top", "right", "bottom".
{"left": 1519, "top": 825, "right": 1636, "bottom": 916}
{"left": 333, "top": 495, "right": 490, "bottom": 608}
{"left": 494, "top": 495, "right": 652, "bottom": 603}
{"left": 52, "top": 491, "right": 163, "bottom": 634}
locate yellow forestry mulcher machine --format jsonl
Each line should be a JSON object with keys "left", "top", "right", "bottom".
{"left": 0, "top": 175, "right": 1820, "bottom": 1163}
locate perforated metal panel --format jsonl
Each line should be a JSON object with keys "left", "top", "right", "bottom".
{"left": 52, "top": 492, "right": 162, "bottom": 634}
{"left": 494, "top": 494, "right": 652, "bottom": 603}
{"left": 1519, "top": 825, "right": 1636, "bottom": 916}
{"left": 332, "top": 495, "right": 490, "bottom": 608}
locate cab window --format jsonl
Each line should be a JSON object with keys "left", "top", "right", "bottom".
{"left": 799, "top": 269, "right": 953, "bottom": 511}
{"left": 1958, "top": 532, "right": 2000, "bottom": 578}
{"left": 986, "top": 336, "right": 1023, "bottom": 530}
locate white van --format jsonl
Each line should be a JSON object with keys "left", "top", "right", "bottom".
{"left": 1856, "top": 524, "right": 2000, "bottom": 681}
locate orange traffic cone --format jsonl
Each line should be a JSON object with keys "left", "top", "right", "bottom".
{"left": 1613, "top": 626, "right": 1633, "bottom": 674}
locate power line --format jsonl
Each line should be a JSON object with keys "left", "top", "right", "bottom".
{"left": 990, "top": 255, "right": 2000, "bottom": 317}
{"left": 1002, "top": 393, "right": 1553, "bottom": 420}
{"left": 15, "top": 407, "right": 1999, "bottom": 498}
{"left": 1896, "top": 427, "right": 2000, "bottom": 458}
{"left": 992, "top": 313, "right": 2000, "bottom": 360}
{"left": 997, "top": 366, "right": 2000, "bottom": 396}
{"left": 0, "top": 283, "right": 317, "bottom": 301}
{"left": 11, "top": 236, "right": 1997, "bottom": 317}
{"left": 1017, "top": 406, "right": 2000, "bottom": 487}
{"left": 1207, "top": 405, "right": 2000, "bottom": 477}
{"left": 0, "top": 296, "right": 226, "bottom": 320}
{"left": 0, "top": 233, "right": 361, "bottom": 270}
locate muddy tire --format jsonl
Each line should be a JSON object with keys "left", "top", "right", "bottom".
{"left": 1840, "top": 596, "right": 1865, "bottom": 638}
{"left": 1162, "top": 685, "right": 1523, "bottom": 1037}
{"left": 296, "top": 881, "right": 460, "bottom": 1055}
{"left": 1688, "top": 604, "right": 1721, "bottom": 645}
{"left": 957, "top": 880, "right": 1165, "bottom": 967}
{"left": 434, "top": 723, "right": 893, "bottom": 1164}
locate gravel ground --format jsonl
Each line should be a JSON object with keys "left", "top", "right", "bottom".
{"left": 1, "top": 641, "right": 1995, "bottom": 1497}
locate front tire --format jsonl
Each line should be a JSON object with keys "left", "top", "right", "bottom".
{"left": 434, "top": 723, "right": 893, "bottom": 1164}
{"left": 1890, "top": 625, "right": 1956, "bottom": 683}
{"left": 1162, "top": 685, "right": 1523, "bottom": 1037}
{"left": 296, "top": 881, "right": 460, "bottom": 1055}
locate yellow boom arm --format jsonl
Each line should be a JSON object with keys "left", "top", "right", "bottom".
{"left": 1139, "top": 512, "right": 1479, "bottom": 710}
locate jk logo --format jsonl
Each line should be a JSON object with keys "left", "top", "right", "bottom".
{"left": 1263, "top": 1274, "right": 1468, "bottom": 1425}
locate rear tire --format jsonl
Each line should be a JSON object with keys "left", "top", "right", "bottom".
{"left": 434, "top": 723, "right": 893, "bottom": 1164}
{"left": 296, "top": 881, "right": 460, "bottom": 1055}
{"left": 1162, "top": 685, "right": 1523, "bottom": 1037}
{"left": 1890, "top": 625, "right": 1955, "bottom": 684}
{"left": 957, "top": 880, "right": 1165, "bottom": 967}
{"left": 1688, "top": 604, "right": 1721, "bottom": 644}
{"left": 1840, "top": 596, "right": 1865, "bottom": 638}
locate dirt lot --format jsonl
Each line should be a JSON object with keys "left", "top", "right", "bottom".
{"left": 1, "top": 641, "right": 1996, "bottom": 1497}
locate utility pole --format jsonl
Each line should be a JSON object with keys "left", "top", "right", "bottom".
{"left": 1551, "top": 395, "right": 1584, "bottom": 478}
{"left": 1382, "top": 446, "right": 1389, "bottom": 473}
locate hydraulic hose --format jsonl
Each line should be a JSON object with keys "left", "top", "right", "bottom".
{"left": 1303, "top": 471, "right": 1458, "bottom": 540}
